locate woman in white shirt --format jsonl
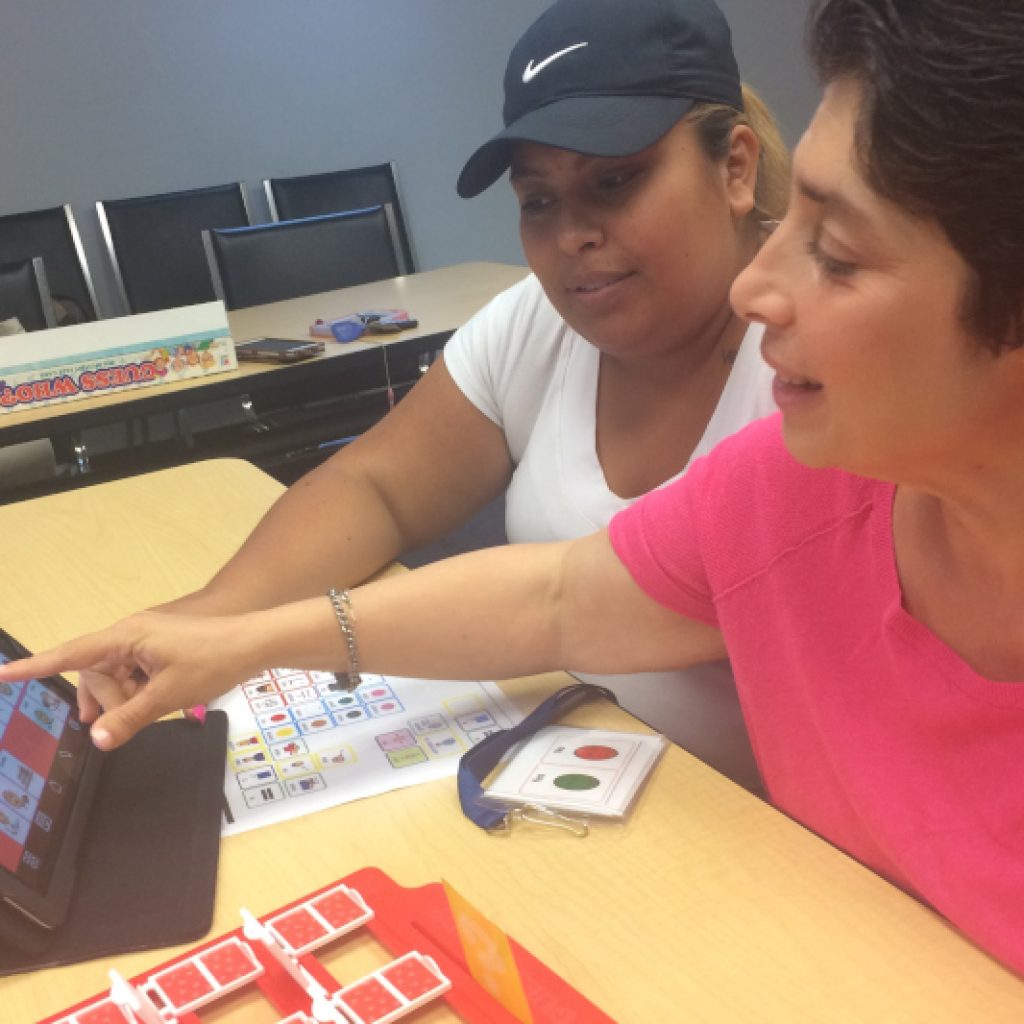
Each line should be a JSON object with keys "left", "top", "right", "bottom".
{"left": 95, "top": 0, "right": 791, "bottom": 789}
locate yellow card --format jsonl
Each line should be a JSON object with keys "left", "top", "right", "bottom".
{"left": 442, "top": 880, "right": 535, "bottom": 1023}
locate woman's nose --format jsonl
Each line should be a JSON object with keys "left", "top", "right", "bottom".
{"left": 731, "top": 219, "right": 794, "bottom": 328}
{"left": 555, "top": 204, "right": 604, "bottom": 255}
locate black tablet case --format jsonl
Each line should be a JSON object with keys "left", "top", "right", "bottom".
{"left": 0, "top": 710, "right": 227, "bottom": 976}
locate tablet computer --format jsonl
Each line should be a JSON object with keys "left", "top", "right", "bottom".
{"left": 0, "top": 629, "right": 102, "bottom": 933}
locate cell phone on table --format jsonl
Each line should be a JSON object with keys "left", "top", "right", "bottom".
{"left": 0, "top": 629, "right": 102, "bottom": 934}
{"left": 235, "top": 338, "right": 325, "bottom": 363}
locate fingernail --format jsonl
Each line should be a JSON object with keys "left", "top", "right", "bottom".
{"left": 91, "top": 727, "right": 112, "bottom": 749}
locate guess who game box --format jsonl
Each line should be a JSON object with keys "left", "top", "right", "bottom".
{"left": 0, "top": 302, "right": 236, "bottom": 415}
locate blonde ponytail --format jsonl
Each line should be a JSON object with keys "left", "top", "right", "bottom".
{"left": 690, "top": 83, "right": 792, "bottom": 223}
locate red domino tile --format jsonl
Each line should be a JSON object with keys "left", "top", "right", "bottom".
{"left": 76, "top": 1001, "right": 128, "bottom": 1024}
{"left": 382, "top": 957, "right": 443, "bottom": 1000}
{"left": 340, "top": 977, "right": 402, "bottom": 1022}
{"left": 154, "top": 961, "right": 214, "bottom": 1007}
{"left": 271, "top": 907, "right": 329, "bottom": 949}
{"left": 199, "top": 939, "right": 258, "bottom": 985}
{"left": 312, "top": 887, "right": 365, "bottom": 929}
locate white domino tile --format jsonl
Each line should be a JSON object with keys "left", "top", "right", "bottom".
{"left": 332, "top": 951, "right": 451, "bottom": 1024}
{"left": 142, "top": 935, "right": 263, "bottom": 1016}
{"left": 264, "top": 882, "right": 373, "bottom": 956}
{"left": 52, "top": 999, "right": 135, "bottom": 1024}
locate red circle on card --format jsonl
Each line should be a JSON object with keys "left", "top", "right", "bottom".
{"left": 574, "top": 744, "right": 618, "bottom": 761}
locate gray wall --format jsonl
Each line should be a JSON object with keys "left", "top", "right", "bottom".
{"left": 0, "top": 0, "right": 818, "bottom": 320}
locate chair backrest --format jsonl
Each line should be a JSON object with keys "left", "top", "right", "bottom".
{"left": 264, "top": 162, "right": 414, "bottom": 273}
{"left": 0, "top": 257, "right": 58, "bottom": 332}
{"left": 0, "top": 205, "right": 99, "bottom": 322}
{"left": 203, "top": 205, "right": 402, "bottom": 311}
{"left": 97, "top": 183, "right": 251, "bottom": 314}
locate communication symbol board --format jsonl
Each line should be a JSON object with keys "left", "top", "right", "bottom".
{"left": 213, "top": 670, "right": 522, "bottom": 835}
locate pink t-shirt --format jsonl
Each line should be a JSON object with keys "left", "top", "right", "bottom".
{"left": 609, "top": 414, "right": 1024, "bottom": 975}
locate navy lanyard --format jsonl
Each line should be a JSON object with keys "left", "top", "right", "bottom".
{"left": 457, "top": 682, "right": 619, "bottom": 830}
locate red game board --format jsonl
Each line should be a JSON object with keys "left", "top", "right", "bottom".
{"left": 41, "top": 867, "right": 614, "bottom": 1024}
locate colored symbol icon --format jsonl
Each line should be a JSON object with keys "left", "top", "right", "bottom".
{"left": 553, "top": 773, "right": 601, "bottom": 791}
{"left": 573, "top": 745, "right": 618, "bottom": 761}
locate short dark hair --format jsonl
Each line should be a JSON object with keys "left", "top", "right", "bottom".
{"left": 809, "top": 0, "right": 1024, "bottom": 350}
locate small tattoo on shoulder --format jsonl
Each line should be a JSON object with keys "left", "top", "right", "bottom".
{"left": 722, "top": 348, "right": 738, "bottom": 365}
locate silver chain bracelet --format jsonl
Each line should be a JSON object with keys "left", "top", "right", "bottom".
{"left": 327, "top": 588, "right": 361, "bottom": 691}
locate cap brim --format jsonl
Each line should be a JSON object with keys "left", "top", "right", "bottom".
{"left": 457, "top": 94, "right": 696, "bottom": 198}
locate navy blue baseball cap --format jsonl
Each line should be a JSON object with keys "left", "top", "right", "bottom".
{"left": 457, "top": 0, "right": 744, "bottom": 198}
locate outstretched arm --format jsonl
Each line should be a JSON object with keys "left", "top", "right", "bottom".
{"left": 164, "top": 358, "right": 514, "bottom": 615}
{"left": 0, "top": 531, "right": 724, "bottom": 750}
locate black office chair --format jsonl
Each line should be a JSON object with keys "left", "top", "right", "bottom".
{"left": 0, "top": 257, "right": 58, "bottom": 332}
{"left": 0, "top": 256, "right": 62, "bottom": 493}
{"left": 264, "top": 162, "right": 415, "bottom": 273}
{"left": 0, "top": 205, "right": 100, "bottom": 323}
{"left": 203, "top": 205, "right": 403, "bottom": 311}
{"left": 97, "top": 183, "right": 252, "bottom": 314}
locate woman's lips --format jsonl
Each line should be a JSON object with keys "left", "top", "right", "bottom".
{"left": 761, "top": 342, "right": 824, "bottom": 409}
{"left": 565, "top": 271, "right": 634, "bottom": 307}
{"left": 772, "top": 372, "right": 824, "bottom": 410}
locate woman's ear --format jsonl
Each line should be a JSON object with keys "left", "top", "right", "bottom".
{"left": 724, "top": 124, "right": 759, "bottom": 219}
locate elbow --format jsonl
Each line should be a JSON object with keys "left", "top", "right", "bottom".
{"left": 550, "top": 535, "right": 602, "bottom": 672}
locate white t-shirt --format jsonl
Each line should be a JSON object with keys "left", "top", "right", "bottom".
{"left": 445, "top": 274, "right": 776, "bottom": 789}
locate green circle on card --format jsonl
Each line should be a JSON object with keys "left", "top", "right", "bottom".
{"left": 553, "top": 773, "right": 601, "bottom": 791}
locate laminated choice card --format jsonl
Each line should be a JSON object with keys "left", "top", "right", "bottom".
{"left": 482, "top": 726, "right": 666, "bottom": 819}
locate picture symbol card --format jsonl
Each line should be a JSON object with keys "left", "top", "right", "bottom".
{"left": 482, "top": 726, "right": 666, "bottom": 819}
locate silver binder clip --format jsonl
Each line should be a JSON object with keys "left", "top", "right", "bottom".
{"left": 486, "top": 803, "right": 589, "bottom": 838}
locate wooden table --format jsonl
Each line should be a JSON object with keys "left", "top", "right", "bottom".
{"left": 2, "top": 460, "right": 1024, "bottom": 1023}
{"left": 0, "top": 263, "right": 529, "bottom": 448}
{"left": 0, "top": 262, "right": 530, "bottom": 503}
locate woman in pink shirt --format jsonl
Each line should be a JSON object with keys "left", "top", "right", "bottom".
{"left": 4, "top": 0, "right": 1024, "bottom": 975}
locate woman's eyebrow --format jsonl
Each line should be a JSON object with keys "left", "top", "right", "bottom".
{"left": 509, "top": 164, "right": 543, "bottom": 182}
{"left": 510, "top": 150, "right": 594, "bottom": 183}
{"left": 796, "top": 174, "right": 878, "bottom": 236}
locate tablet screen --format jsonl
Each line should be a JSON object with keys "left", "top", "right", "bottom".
{"left": 0, "top": 657, "right": 90, "bottom": 895}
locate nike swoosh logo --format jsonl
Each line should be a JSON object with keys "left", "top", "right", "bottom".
{"left": 522, "top": 42, "right": 589, "bottom": 83}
